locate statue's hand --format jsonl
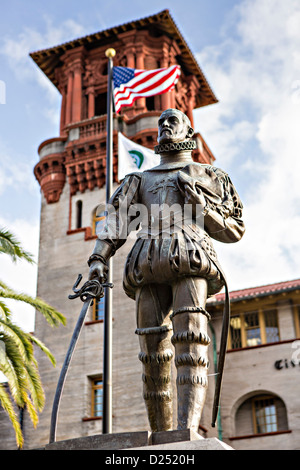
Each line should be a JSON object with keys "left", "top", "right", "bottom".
{"left": 177, "top": 170, "right": 206, "bottom": 209}
{"left": 88, "top": 260, "right": 108, "bottom": 284}
{"left": 184, "top": 183, "right": 207, "bottom": 209}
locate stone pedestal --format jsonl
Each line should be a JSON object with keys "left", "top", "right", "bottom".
{"left": 43, "top": 429, "right": 233, "bottom": 451}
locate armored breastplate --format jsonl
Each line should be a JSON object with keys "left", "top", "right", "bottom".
{"left": 137, "top": 168, "right": 201, "bottom": 239}
{"left": 136, "top": 169, "right": 182, "bottom": 238}
{"left": 141, "top": 169, "right": 182, "bottom": 206}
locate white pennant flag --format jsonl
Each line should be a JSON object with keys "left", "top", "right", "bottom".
{"left": 118, "top": 132, "right": 160, "bottom": 180}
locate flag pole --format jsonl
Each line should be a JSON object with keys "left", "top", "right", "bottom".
{"left": 103, "top": 47, "right": 115, "bottom": 434}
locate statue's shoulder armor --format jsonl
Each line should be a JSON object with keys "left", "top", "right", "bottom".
{"left": 181, "top": 162, "right": 229, "bottom": 181}
{"left": 181, "top": 161, "right": 224, "bottom": 172}
{"left": 121, "top": 171, "right": 143, "bottom": 180}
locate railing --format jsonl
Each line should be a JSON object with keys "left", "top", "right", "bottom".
{"left": 79, "top": 116, "right": 107, "bottom": 139}
{"left": 66, "top": 115, "right": 107, "bottom": 141}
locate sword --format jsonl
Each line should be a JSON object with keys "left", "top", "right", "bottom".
{"left": 49, "top": 274, "right": 113, "bottom": 444}
{"left": 211, "top": 279, "right": 230, "bottom": 428}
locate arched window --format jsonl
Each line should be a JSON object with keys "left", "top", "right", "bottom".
{"left": 92, "top": 206, "right": 106, "bottom": 236}
{"left": 234, "top": 393, "right": 289, "bottom": 437}
{"left": 76, "top": 200, "right": 83, "bottom": 229}
{"left": 253, "top": 396, "right": 278, "bottom": 434}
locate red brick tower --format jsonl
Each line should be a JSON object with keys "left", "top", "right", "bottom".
{"left": 31, "top": 9, "right": 217, "bottom": 210}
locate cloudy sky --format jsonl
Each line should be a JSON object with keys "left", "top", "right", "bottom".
{"left": 0, "top": 0, "right": 300, "bottom": 331}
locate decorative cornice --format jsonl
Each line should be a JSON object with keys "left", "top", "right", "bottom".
{"left": 29, "top": 9, "right": 218, "bottom": 108}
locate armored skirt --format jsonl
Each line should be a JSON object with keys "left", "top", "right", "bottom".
{"left": 123, "top": 231, "right": 223, "bottom": 300}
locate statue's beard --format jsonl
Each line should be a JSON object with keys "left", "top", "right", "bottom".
{"left": 154, "top": 140, "right": 196, "bottom": 154}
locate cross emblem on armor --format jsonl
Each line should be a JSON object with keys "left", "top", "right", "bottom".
{"left": 148, "top": 176, "right": 179, "bottom": 194}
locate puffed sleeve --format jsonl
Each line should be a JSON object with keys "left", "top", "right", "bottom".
{"left": 91, "top": 172, "right": 142, "bottom": 261}
{"left": 177, "top": 163, "right": 245, "bottom": 243}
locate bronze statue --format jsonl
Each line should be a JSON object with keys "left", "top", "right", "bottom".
{"left": 88, "top": 109, "right": 245, "bottom": 432}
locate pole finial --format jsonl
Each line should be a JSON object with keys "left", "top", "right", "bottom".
{"left": 105, "top": 48, "right": 116, "bottom": 58}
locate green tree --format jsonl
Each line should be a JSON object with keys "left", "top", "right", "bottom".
{"left": 0, "top": 227, "right": 66, "bottom": 448}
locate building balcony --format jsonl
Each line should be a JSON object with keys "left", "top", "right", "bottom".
{"left": 66, "top": 115, "right": 109, "bottom": 142}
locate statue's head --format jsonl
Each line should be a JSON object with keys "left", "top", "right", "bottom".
{"left": 157, "top": 109, "right": 194, "bottom": 145}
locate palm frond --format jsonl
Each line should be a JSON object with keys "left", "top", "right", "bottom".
{"left": 0, "top": 281, "right": 66, "bottom": 327}
{"left": 23, "top": 361, "right": 45, "bottom": 412}
{"left": 30, "top": 335, "right": 56, "bottom": 366}
{"left": 0, "top": 226, "right": 66, "bottom": 447}
{"left": 1, "top": 334, "right": 45, "bottom": 434}
{"left": 0, "top": 334, "right": 27, "bottom": 407}
{"left": 0, "top": 227, "right": 34, "bottom": 264}
{"left": 0, "top": 317, "right": 34, "bottom": 361}
{"left": 0, "top": 300, "right": 11, "bottom": 321}
{"left": 0, "top": 383, "right": 23, "bottom": 448}
{"left": 21, "top": 392, "right": 39, "bottom": 429}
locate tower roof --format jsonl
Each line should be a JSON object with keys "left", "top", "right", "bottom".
{"left": 29, "top": 9, "right": 218, "bottom": 109}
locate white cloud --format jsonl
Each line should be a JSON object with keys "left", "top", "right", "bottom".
{"left": 195, "top": 0, "right": 300, "bottom": 290}
{"left": 0, "top": 216, "right": 39, "bottom": 332}
{"left": 0, "top": 142, "right": 37, "bottom": 196}
{"left": 1, "top": 16, "right": 85, "bottom": 69}
{"left": 0, "top": 16, "right": 86, "bottom": 123}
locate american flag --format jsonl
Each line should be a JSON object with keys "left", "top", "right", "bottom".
{"left": 112, "top": 65, "right": 181, "bottom": 113}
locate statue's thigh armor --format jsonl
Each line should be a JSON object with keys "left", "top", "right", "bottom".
{"left": 135, "top": 283, "right": 173, "bottom": 432}
{"left": 171, "top": 277, "right": 211, "bottom": 431}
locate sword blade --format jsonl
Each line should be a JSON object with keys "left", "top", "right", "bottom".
{"left": 211, "top": 284, "right": 230, "bottom": 427}
{"left": 49, "top": 297, "right": 92, "bottom": 444}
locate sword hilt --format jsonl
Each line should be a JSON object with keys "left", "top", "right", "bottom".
{"left": 68, "top": 274, "right": 113, "bottom": 302}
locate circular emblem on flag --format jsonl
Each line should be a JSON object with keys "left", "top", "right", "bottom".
{"left": 128, "top": 150, "right": 144, "bottom": 169}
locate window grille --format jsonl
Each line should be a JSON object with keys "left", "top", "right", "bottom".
{"left": 264, "top": 309, "right": 280, "bottom": 343}
{"left": 229, "top": 308, "right": 280, "bottom": 349}
{"left": 253, "top": 396, "right": 278, "bottom": 434}
{"left": 244, "top": 311, "right": 261, "bottom": 347}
